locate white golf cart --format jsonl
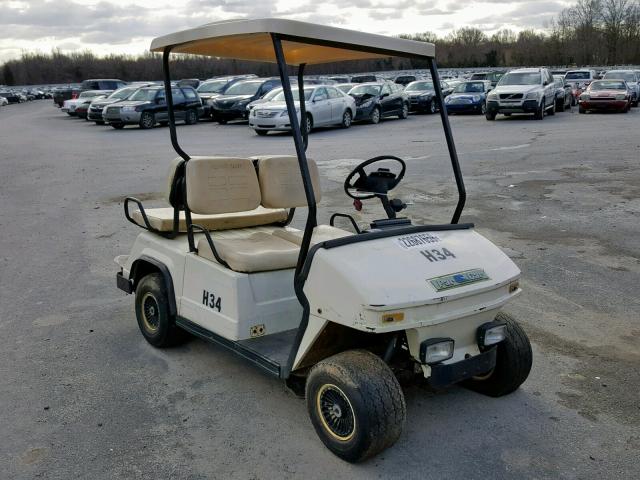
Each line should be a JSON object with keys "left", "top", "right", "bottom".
{"left": 116, "top": 18, "right": 532, "bottom": 463}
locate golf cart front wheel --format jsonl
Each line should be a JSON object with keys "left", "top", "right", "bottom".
{"left": 134, "top": 273, "right": 186, "bottom": 348}
{"left": 306, "top": 349, "right": 406, "bottom": 463}
{"left": 463, "top": 312, "right": 532, "bottom": 397}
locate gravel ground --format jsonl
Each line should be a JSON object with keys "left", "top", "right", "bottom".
{"left": 0, "top": 100, "right": 638, "bottom": 479}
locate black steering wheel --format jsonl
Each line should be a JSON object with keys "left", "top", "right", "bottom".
{"left": 344, "top": 155, "right": 406, "bottom": 200}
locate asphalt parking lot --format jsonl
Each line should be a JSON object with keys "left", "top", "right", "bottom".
{"left": 1, "top": 100, "right": 639, "bottom": 479}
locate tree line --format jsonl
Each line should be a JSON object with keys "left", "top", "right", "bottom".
{"left": 1, "top": 0, "right": 639, "bottom": 86}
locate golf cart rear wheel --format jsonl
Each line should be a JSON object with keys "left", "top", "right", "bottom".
{"left": 134, "top": 273, "right": 185, "bottom": 348}
{"left": 463, "top": 312, "right": 532, "bottom": 397}
{"left": 306, "top": 349, "right": 406, "bottom": 463}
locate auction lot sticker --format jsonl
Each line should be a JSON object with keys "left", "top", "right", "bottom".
{"left": 395, "top": 232, "right": 441, "bottom": 250}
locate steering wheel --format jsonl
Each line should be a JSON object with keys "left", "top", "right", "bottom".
{"left": 344, "top": 156, "right": 406, "bottom": 200}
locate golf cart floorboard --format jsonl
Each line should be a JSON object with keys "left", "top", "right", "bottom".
{"left": 176, "top": 316, "right": 296, "bottom": 378}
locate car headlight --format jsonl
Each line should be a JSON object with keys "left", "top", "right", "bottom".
{"left": 477, "top": 321, "right": 506, "bottom": 347}
{"left": 419, "top": 93, "right": 433, "bottom": 99}
{"left": 233, "top": 99, "right": 250, "bottom": 108}
{"left": 525, "top": 92, "right": 540, "bottom": 99}
{"left": 419, "top": 338, "right": 454, "bottom": 364}
{"left": 122, "top": 106, "right": 137, "bottom": 112}
{"left": 472, "top": 95, "right": 481, "bottom": 102}
{"left": 487, "top": 92, "right": 497, "bottom": 100}
{"left": 279, "top": 110, "right": 289, "bottom": 117}
{"left": 616, "top": 94, "right": 626, "bottom": 100}
{"left": 360, "top": 99, "right": 373, "bottom": 108}
{"left": 445, "top": 96, "right": 452, "bottom": 103}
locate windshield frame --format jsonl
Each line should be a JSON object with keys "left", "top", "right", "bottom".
{"left": 405, "top": 81, "right": 435, "bottom": 92}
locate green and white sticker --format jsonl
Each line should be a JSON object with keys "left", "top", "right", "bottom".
{"left": 429, "top": 269, "right": 490, "bottom": 291}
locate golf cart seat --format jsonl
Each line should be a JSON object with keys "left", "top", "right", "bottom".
{"left": 194, "top": 155, "right": 352, "bottom": 272}
{"left": 128, "top": 156, "right": 290, "bottom": 233}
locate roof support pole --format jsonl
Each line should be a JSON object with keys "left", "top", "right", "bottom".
{"left": 162, "top": 47, "right": 190, "bottom": 161}
{"left": 428, "top": 57, "right": 466, "bottom": 223}
{"left": 297, "top": 63, "right": 308, "bottom": 151}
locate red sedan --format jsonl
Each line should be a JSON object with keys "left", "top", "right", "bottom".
{"left": 579, "top": 80, "right": 631, "bottom": 113}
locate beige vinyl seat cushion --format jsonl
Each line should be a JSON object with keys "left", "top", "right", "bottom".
{"left": 131, "top": 206, "right": 289, "bottom": 233}
{"left": 272, "top": 225, "right": 353, "bottom": 245}
{"left": 197, "top": 229, "right": 300, "bottom": 273}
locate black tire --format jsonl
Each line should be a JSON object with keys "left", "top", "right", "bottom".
{"left": 579, "top": 106, "right": 586, "bottom": 114}
{"left": 428, "top": 100, "right": 436, "bottom": 114}
{"left": 139, "top": 111, "right": 155, "bottom": 129}
{"left": 185, "top": 109, "right": 198, "bottom": 125}
{"left": 480, "top": 103, "right": 487, "bottom": 115}
{"left": 255, "top": 129, "right": 268, "bottom": 136}
{"left": 398, "top": 102, "right": 409, "bottom": 119}
{"left": 504, "top": 112, "right": 512, "bottom": 117}
{"left": 217, "top": 118, "right": 228, "bottom": 125}
{"left": 369, "top": 106, "right": 381, "bottom": 124}
{"left": 557, "top": 98, "right": 565, "bottom": 112}
{"left": 159, "top": 121, "right": 168, "bottom": 127}
{"left": 134, "top": 273, "right": 185, "bottom": 348}
{"left": 485, "top": 111, "right": 496, "bottom": 121}
{"left": 95, "top": 121, "right": 105, "bottom": 125}
{"left": 305, "top": 113, "right": 314, "bottom": 133}
{"left": 111, "top": 123, "right": 125, "bottom": 129}
{"left": 306, "top": 350, "right": 406, "bottom": 463}
{"left": 565, "top": 99, "right": 571, "bottom": 111}
{"left": 463, "top": 312, "right": 532, "bottom": 397}
{"left": 534, "top": 100, "right": 545, "bottom": 120}
{"left": 341, "top": 109, "right": 352, "bottom": 128}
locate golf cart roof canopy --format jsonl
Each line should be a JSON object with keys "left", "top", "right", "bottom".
{"left": 150, "top": 18, "right": 435, "bottom": 65}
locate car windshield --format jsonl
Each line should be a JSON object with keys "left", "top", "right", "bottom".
{"left": 604, "top": 71, "right": 635, "bottom": 82}
{"left": 129, "top": 89, "right": 159, "bottom": 101}
{"left": 405, "top": 81, "right": 434, "bottom": 92}
{"left": 262, "top": 88, "right": 282, "bottom": 100}
{"left": 454, "top": 82, "right": 485, "bottom": 93}
{"left": 273, "top": 88, "right": 313, "bottom": 101}
{"left": 337, "top": 84, "right": 354, "bottom": 93}
{"left": 499, "top": 72, "right": 541, "bottom": 85}
{"left": 349, "top": 84, "right": 381, "bottom": 96}
{"left": 565, "top": 71, "right": 590, "bottom": 80}
{"left": 470, "top": 74, "right": 487, "bottom": 80}
{"left": 224, "top": 81, "right": 262, "bottom": 95}
{"left": 110, "top": 87, "right": 137, "bottom": 100}
{"left": 590, "top": 81, "right": 626, "bottom": 90}
{"left": 197, "top": 80, "right": 228, "bottom": 93}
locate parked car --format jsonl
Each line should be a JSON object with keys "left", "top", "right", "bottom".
{"left": 88, "top": 85, "right": 150, "bottom": 124}
{"left": 565, "top": 69, "right": 597, "bottom": 84}
{"left": 351, "top": 74, "right": 379, "bottom": 83}
{"left": 348, "top": 81, "right": 409, "bottom": 123}
{"left": 552, "top": 75, "right": 572, "bottom": 112}
{"left": 197, "top": 76, "right": 258, "bottom": 117}
{"left": 394, "top": 75, "right": 420, "bottom": 87}
{"left": 74, "top": 79, "right": 126, "bottom": 98}
{"left": 404, "top": 79, "right": 450, "bottom": 114}
{"left": 0, "top": 96, "right": 8, "bottom": 107}
{"left": 210, "top": 78, "right": 283, "bottom": 124}
{"left": 103, "top": 85, "right": 203, "bottom": 129}
{"left": 486, "top": 68, "right": 556, "bottom": 120}
{"left": 177, "top": 78, "right": 201, "bottom": 89}
{"left": 336, "top": 83, "right": 357, "bottom": 94}
{"left": 0, "top": 91, "right": 21, "bottom": 104}
{"left": 579, "top": 80, "right": 631, "bottom": 114}
{"left": 602, "top": 70, "right": 639, "bottom": 107}
{"left": 53, "top": 87, "right": 75, "bottom": 107}
{"left": 76, "top": 92, "right": 111, "bottom": 119}
{"left": 249, "top": 85, "right": 356, "bottom": 135}
{"left": 62, "top": 90, "right": 109, "bottom": 116}
{"left": 444, "top": 80, "right": 492, "bottom": 115}
{"left": 328, "top": 76, "right": 350, "bottom": 84}
{"left": 469, "top": 71, "right": 505, "bottom": 87}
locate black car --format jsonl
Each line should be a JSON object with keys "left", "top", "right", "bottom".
{"left": 348, "top": 82, "right": 409, "bottom": 124}
{"left": 210, "top": 78, "right": 283, "bottom": 124}
{"left": 103, "top": 86, "right": 203, "bottom": 129}
{"left": 404, "top": 79, "right": 452, "bottom": 114}
{"left": 72, "top": 78, "right": 127, "bottom": 102}
{"left": 53, "top": 87, "right": 75, "bottom": 107}
{"left": 394, "top": 75, "right": 419, "bottom": 86}
{"left": 351, "top": 74, "right": 379, "bottom": 83}
{"left": 197, "top": 76, "right": 256, "bottom": 118}
{"left": 0, "top": 91, "right": 21, "bottom": 104}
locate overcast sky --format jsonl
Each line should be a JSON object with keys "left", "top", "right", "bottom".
{"left": 0, "top": 0, "right": 574, "bottom": 62}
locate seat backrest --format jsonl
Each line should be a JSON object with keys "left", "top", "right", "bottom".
{"left": 165, "top": 157, "right": 185, "bottom": 208}
{"left": 255, "top": 155, "right": 322, "bottom": 209}
{"left": 184, "top": 156, "right": 262, "bottom": 214}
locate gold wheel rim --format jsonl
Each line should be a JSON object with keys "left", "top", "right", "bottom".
{"left": 141, "top": 292, "right": 160, "bottom": 333}
{"left": 316, "top": 384, "right": 356, "bottom": 442}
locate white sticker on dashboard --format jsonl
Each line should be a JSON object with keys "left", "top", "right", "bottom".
{"left": 395, "top": 232, "right": 441, "bottom": 250}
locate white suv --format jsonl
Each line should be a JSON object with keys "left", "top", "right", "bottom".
{"left": 486, "top": 68, "right": 556, "bottom": 120}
